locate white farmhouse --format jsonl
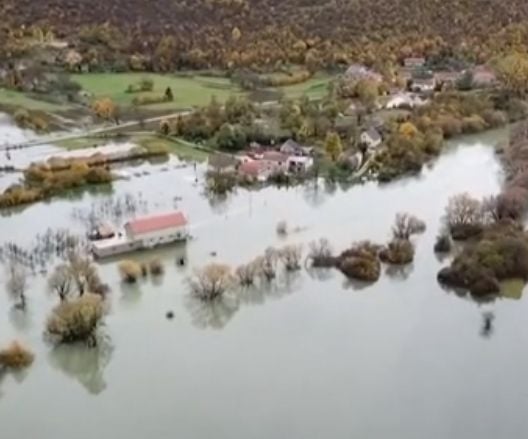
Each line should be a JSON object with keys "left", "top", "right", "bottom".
{"left": 92, "top": 211, "right": 189, "bottom": 258}
{"left": 360, "top": 128, "right": 382, "bottom": 150}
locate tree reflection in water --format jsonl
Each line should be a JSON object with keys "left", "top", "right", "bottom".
{"left": 239, "top": 271, "right": 302, "bottom": 307}
{"left": 184, "top": 293, "right": 239, "bottom": 330}
{"left": 48, "top": 339, "right": 114, "bottom": 395}
{"left": 385, "top": 263, "right": 414, "bottom": 281}
{"left": 8, "top": 306, "right": 32, "bottom": 333}
{"left": 481, "top": 311, "right": 495, "bottom": 338}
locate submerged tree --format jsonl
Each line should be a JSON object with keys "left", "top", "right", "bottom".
{"left": 6, "top": 262, "right": 28, "bottom": 310}
{"left": 46, "top": 293, "right": 105, "bottom": 346}
{"left": 188, "top": 263, "right": 234, "bottom": 301}
{"left": 0, "top": 341, "right": 34, "bottom": 370}
{"left": 48, "top": 264, "right": 74, "bottom": 302}
{"left": 279, "top": 244, "right": 303, "bottom": 271}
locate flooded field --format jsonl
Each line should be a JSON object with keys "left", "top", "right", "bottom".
{"left": 1, "top": 118, "right": 525, "bottom": 439}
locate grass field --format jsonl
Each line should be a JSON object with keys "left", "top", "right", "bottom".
{"left": 71, "top": 72, "right": 335, "bottom": 109}
{"left": 278, "top": 75, "right": 333, "bottom": 100}
{"left": 0, "top": 88, "right": 66, "bottom": 111}
{"left": 71, "top": 73, "right": 241, "bottom": 110}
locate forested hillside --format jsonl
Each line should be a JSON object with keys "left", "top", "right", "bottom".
{"left": 2, "top": 0, "right": 528, "bottom": 69}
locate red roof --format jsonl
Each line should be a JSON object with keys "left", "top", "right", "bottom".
{"left": 126, "top": 211, "right": 187, "bottom": 235}
{"left": 239, "top": 160, "right": 265, "bottom": 177}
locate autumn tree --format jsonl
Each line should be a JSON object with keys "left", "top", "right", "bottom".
{"left": 188, "top": 263, "right": 234, "bottom": 301}
{"left": 91, "top": 98, "right": 119, "bottom": 124}
{"left": 154, "top": 36, "right": 178, "bottom": 72}
{"left": 325, "top": 131, "right": 343, "bottom": 161}
{"left": 399, "top": 122, "right": 419, "bottom": 139}
{"left": 495, "top": 53, "right": 528, "bottom": 97}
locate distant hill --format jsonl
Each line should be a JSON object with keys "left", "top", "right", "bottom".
{"left": 2, "top": 0, "right": 528, "bottom": 69}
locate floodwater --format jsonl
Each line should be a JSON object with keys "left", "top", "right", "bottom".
{"left": 1, "top": 118, "right": 525, "bottom": 439}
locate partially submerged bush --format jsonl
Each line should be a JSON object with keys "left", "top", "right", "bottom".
{"left": 46, "top": 294, "right": 105, "bottom": 346}
{"left": 392, "top": 213, "right": 426, "bottom": 240}
{"left": 188, "top": 263, "right": 234, "bottom": 301}
{"left": 437, "top": 228, "right": 528, "bottom": 296}
{"left": 338, "top": 241, "right": 381, "bottom": 282}
{"left": 148, "top": 258, "right": 164, "bottom": 276}
{"left": 0, "top": 341, "right": 34, "bottom": 370}
{"left": 255, "top": 247, "right": 279, "bottom": 281}
{"left": 279, "top": 244, "right": 303, "bottom": 271}
{"left": 379, "top": 239, "right": 415, "bottom": 264}
{"left": 118, "top": 260, "right": 143, "bottom": 283}
{"left": 444, "top": 193, "right": 484, "bottom": 240}
{"left": 434, "top": 233, "right": 452, "bottom": 253}
{"left": 308, "top": 238, "right": 335, "bottom": 267}
{"left": 235, "top": 261, "right": 259, "bottom": 286}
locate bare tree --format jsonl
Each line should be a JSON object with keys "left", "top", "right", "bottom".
{"left": 308, "top": 238, "right": 333, "bottom": 259}
{"left": 392, "top": 213, "right": 426, "bottom": 240}
{"left": 67, "top": 251, "right": 100, "bottom": 295}
{"left": 444, "top": 193, "right": 483, "bottom": 239}
{"left": 48, "top": 264, "right": 73, "bottom": 302}
{"left": 256, "top": 247, "right": 279, "bottom": 281}
{"left": 6, "top": 263, "right": 27, "bottom": 310}
{"left": 279, "top": 244, "right": 303, "bottom": 271}
{"left": 235, "top": 261, "right": 259, "bottom": 286}
{"left": 482, "top": 190, "right": 526, "bottom": 223}
{"left": 188, "top": 263, "right": 234, "bottom": 301}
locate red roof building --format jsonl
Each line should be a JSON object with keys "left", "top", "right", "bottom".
{"left": 125, "top": 211, "right": 188, "bottom": 237}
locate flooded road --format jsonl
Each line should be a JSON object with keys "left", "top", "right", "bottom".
{"left": 1, "top": 122, "right": 525, "bottom": 439}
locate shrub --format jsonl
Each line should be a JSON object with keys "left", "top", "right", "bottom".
{"left": 437, "top": 228, "right": 528, "bottom": 296}
{"left": 255, "top": 247, "right": 279, "bottom": 281}
{"left": 279, "top": 244, "right": 303, "bottom": 271}
{"left": 148, "top": 258, "right": 164, "bottom": 276}
{"left": 392, "top": 213, "right": 426, "bottom": 240}
{"left": 338, "top": 241, "right": 381, "bottom": 282}
{"left": 235, "top": 261, "right": 259, "bottom": 286}
{"left": 379, "top": 239, "right": 415, "bottom": 264}
{"left": 434, "top": 233, "right": 452, "bottom": 253}
{"left": 46, "top": 294, "right": 104, "bottom": 345}
{"left": 308, "top": 238, "right": 335, "bottom": 267}
{"left": 118, "top": 260, "right": 143, "bottom": 283}
{"left": 444, "top": 193, "right": 484, "bottom": 240}
{"left": 461, "top": 115, "right": 487, "bottom": 134}
{"left": 0, "top": 341, "right": 34, "bottom": 370}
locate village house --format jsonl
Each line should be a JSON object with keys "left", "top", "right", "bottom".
{"left": 92, "top": 211, "right": 189, "bottom": 258}
{"left": 239, "top": 160, "right": 272, "bottom": 182}
{"left": 261, "top": 151, "right": 289, "bottom": 174}
{"left": 386, "top": 92, "right": 426, "bottom": 109}
{"left": 207, "top": 153, "right": 238, "bottom": 174}
{"left": 404, "top": 57, "right": 426, "bottom": 69}
{"left": 345, "top": 63, "right": 383, "bottom": 83}
{"left": 410, "top": 75, "right": 436, "bottom": 93}
{"left": 360, "top": 128, "right": 382, "bottom": 150}
{"left": 279, "top": 139, "right": 314, "bottom": 157}
{"left": 287, "top": 155, "right": 314, "bottom": 173}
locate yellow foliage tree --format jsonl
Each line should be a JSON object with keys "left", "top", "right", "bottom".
{"left": 91, "top": 98, "right": 118, "bottom": 123}
{"left": 399, "top": 122, "right": 419, "bottom": 138}
{"left": 495, "top": 53, "right": 528, "bottom": 96}
{"left": 325, "top": 131, "right": 343, "bottom": 161}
